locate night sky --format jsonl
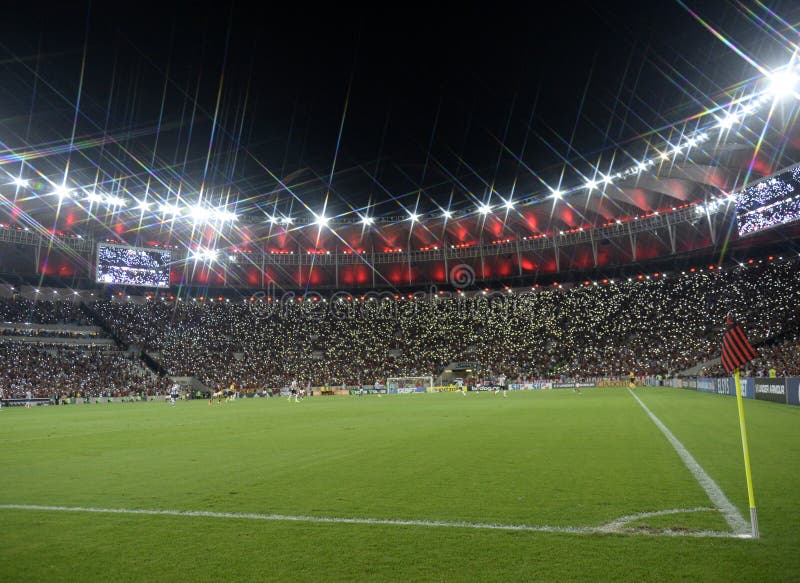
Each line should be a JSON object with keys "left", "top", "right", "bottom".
{"left": 2, "top": 1, "right": 799, "bottom": 218}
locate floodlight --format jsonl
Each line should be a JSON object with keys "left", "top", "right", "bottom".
{"left": 313, "top": 213, "right": 329, "bottom": 227}
{"left": 192, "top": 248, "right": 218, "bottom": 262}
{"left": 478, "top": 204, "right": 492, "bottom": 215}
{"left": 53, "top": 185, "right": 71, "bottom": 199}
{"left": 361, "top": 215, "right": 374, "bottom": 225}
{"left": 716, "top": 113, "right": 739, "bottom": 129}
{"left": 767, "top": 69, "right": 799, "bottom": 100}
{"left": 190, "top": 206, "right": 212, "bottom": 222}
{"left": 13, "top": 177, "right": 29, "bottom": 188}
{"left": 408, "top": 212, "right": 419, "bottom": 223}
{"left": 160, "top": 203, "right": 181, "bottom": 216}
{"left": 213, "top": 209, "right": 238, "bottom": 222}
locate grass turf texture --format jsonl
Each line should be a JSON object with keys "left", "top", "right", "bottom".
{"left": 0, "top": 387, "right": 798, "bottom": 581}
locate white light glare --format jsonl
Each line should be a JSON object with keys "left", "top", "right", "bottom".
{"left": 53, "top": 185, "right": 71, "bottom": 199}
{"left": 135, "top": 199, "right": 151, "bottom": 211}
{"left": 767, "top": 68, "right": 799, "bottom": 100}
{"left": 716, "top": 113, "right": 739, "bottom": 130}
{"left": 213, "top": 209, "right": 238, "bottom": 222}
{"left": 478, "top": 204, "right": 492, "bottom": 215}
{"left": 441, "top": 209, "right": 453, "bottom": 219}
{"left": 313, "top": 213, "right": 329, "bottom": 227}
{"left": 408, "top": 212, "right": 419, "bottom": 223}
{"left": 160, "top": 203, "right": 182, "bottom": 216}
{"left": 13, "top": 177, "right": 29, "bottom": 188}
{"left": 361, "top": 215, "right": 375, "bottom": 225}
{"left": 550, "top": 189, "right": 563, "bottom": 199}
{"left": 190, "top": 206, "right": 212, "bottom": 222}
{"left": 585, "top": 179, "right": 598, "bottom": 191}
{"left": 105, "top": 196, "right": 125, "bottom": 207}
{"left": 504, "top": 199, "right": 515, "bottom": 210}
{"left": 192, "top": 248, "right": 218, "bottom": 262}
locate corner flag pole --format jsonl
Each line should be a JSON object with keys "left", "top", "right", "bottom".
{"left": 733, "top": 367, "right": 759, "bottom": 539}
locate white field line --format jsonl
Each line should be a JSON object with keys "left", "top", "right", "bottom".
{"left": 0, "top": 503, "right": 745, "bottom": 539}
{"left": 628, "top": 389, "right": 749, "bottom": 535}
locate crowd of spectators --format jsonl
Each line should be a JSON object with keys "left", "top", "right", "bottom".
{"left": 0, "top": 298, "right": 86, "bottom": 325}
{"left": 0, "top": 343, "right": 169, "bottom": 399}
{"left": 0, "top": 258, "right": 797, "bottom": 397}
{"left": 85, "top": 257, "right": 800, "bottom": 388}
{"left": 0, "top": 327, "right": 104, "bottom": 339}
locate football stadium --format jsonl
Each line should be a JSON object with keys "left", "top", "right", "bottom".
{"left": 2, "top": 2, "right": 800, "bottom": 581}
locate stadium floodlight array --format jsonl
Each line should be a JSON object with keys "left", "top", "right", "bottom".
{"left": 2, "top": 65, "right": 798, "bottom": 238}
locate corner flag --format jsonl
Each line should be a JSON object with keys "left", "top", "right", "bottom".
{"left": 721, "top": 315, "right": 757, "bottom": 374}
{"left": 722, "top": 313, "right": 760, "bottom": 539}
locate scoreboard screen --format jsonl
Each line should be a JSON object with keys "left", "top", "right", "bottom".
{"left": 95, "top": 243, "right": 170, "bottom": 288}
{"left": 736, "top": 165, "right": 800, "bottom": 237}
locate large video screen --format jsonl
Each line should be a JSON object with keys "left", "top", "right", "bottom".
{"left": 736, "top": 165, "right": 800, "bottom": 237}
{"left": 95, "top": 244, "right": 171, "bottom": 288}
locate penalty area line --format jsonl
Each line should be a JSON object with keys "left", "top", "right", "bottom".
{"left": 628, "top": 389, "right": 750, "bottom": 536}
{"left": 0, "top": 503, "right": 743, "bottom": 539}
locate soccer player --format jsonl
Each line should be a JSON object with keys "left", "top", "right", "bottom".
{"left": 495, "top": 374, "right": 507, "bottom": 398}
{"left": 455, "top": 377, "right": 466, "bottom": 396}
{"left": 170, "top": 383, "right": 180, "bottom": 407}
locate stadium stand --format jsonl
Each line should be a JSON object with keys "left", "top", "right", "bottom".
{"left": 1, "top": 256, "right": 798, "bottom": 398}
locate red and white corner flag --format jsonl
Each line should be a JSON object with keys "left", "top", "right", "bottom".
{"left": 721, "top": 314, "right": 758, "bottom": 373}
{"left": 722, "top": 312, "right": 760, "bottom": 538}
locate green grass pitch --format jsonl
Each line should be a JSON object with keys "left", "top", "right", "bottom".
{"left": 1, "top": 387, "right": 799, "bottom": 581}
